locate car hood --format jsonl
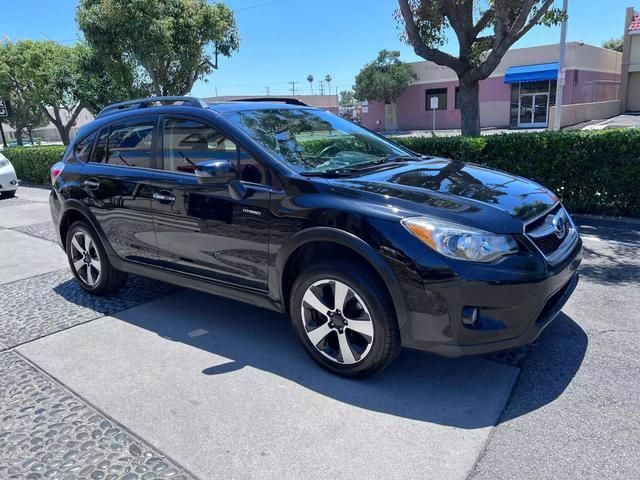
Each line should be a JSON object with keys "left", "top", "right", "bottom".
{"left": 327, "top": 158, "right": 559, "bottom": 234}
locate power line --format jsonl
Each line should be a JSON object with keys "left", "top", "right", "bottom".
{"left": 236, "top": 0, "right": 289, "bottom": 12}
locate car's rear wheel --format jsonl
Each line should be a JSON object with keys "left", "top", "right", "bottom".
{"left": 290, "top": 259, "right": 401, "bottom": 378}
{"left": 65, "top": 221, "right": 128, "bottom": 295}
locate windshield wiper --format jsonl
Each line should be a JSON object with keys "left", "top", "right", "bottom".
{"left": 300, "top": 168, "right": 359, "bottom": 178}
{"left": 300, "top": 155, "right": 426, "bottom": 178}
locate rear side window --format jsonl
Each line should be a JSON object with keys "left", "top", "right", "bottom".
{"left": 106, "top": 120, "right": 155, "bottom": 168}
{"left": 73, "top": 131, "right": 97, "bottom": 163}
{"left": 90, "top": 127, "right": 109, "bottom": 163}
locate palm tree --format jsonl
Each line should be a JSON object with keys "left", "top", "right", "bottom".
{"left": 307, "top": 75, "right": 314, "bottom": 95}
{"left": 324, "top": 75, "right": 332, "bottom": 95}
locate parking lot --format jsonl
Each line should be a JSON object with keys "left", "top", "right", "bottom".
{"left": 1, "top": 186, "right": 638, "bottom": 480}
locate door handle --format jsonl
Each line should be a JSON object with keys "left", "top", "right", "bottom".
{"left": 83, "top": 178, "right": 100, "bottom": 189}
{"left": 153, "top": 191, "right": 176, "bottom": 203}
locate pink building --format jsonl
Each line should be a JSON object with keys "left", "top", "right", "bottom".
{"left": 361, "top": 42, "right": 622, "bottom": 131}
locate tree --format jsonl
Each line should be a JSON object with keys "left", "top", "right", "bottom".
{"left": 602, "top": 37, "right": 623, "bottom": 52}
{"left": 353, "top": 50, "right": 415, "bottom": 130}
{"left": 75, "top": 42, "right": 153, "bottom": 114}
{"left": 325, "top": 74, "right": 332, "bottom": 95}
{"left": 0, "top": 39, "right": 145, "bottom": 145}
{"left": 77, "top": 0, "right": 240, "bottom": 96}
{"left": 339, "top": 90, "right": 357, "bottom": 106}
{"left": 307, "top": 74, "right": 314, "bottom": 95}
{"left": 0, "top": 40, "right": 84, "bottom": 145}
{"left": 5, "top": 94, "right": 48, "bottom": 145}
{"left": 397, "top": 0, "right": 566, "bottom": 135}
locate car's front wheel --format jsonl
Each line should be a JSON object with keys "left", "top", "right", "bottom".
{"left": 65, "top": 221, "right": 128, "bottom": 295}
{"left": 0, "top": 190, "right": 16, "bottom": 198}
{"left": 290, "top": 259, "right": 401, "bottom": 378}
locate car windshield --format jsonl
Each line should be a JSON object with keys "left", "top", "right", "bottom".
{"left": 223, "top": 108, "right": 412, "bottom": 174}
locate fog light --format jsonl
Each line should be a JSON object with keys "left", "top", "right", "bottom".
{"left": 10, "top": 180, "right": 17, "bottom": 185}
{"left": 462, "top": 307, "right": 479, "bottom": 327}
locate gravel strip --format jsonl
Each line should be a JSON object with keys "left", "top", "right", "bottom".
{"left": 0, "top": 270, "right": 177, "bottom": 348}
{"left": 0, "top": 197, "right": 32, "bottom": 209}
{"left": 0, "top": 351, "right": 195, "bottom": 480}
{"left": 13, "top": 222, "right": 57, "bottom": 243}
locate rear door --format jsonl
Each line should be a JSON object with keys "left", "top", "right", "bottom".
{"left": 80, "top": 115, "right": 159, "bottom": 264}
{"left": 149, "top": 115, "right": 271, "bottom": 290}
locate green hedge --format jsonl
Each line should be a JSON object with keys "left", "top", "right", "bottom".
{"left": 3, "top": 130, "right": 639, "bottom": 216}
{"left": 393, "top": 130, "right": 640, "bottom": 217}
{"left": 2, "top": 146, "right": 67, "bottom": 184}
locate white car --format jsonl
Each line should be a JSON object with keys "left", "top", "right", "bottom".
{"left": 0, "top": 152, "right": 18, "bottom": 198}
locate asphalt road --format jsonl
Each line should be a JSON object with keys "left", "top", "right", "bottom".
{"left": 0, "top": 186, "right": 638, "bottom": 479}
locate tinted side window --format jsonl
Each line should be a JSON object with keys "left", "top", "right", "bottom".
{"left": 90, "top": 127, "right": 109, "bottom": 163}
{"left": 107, "top": 120, "right": 155, "bottom": 168}
{"left": 73, "top": 131, "right": 97, "bottom": 163}
{"left": 163, "top": 118, "right": 237, "bottom": 174}
{"left": 163, "top": 118, "right": 269, "bottom": 185}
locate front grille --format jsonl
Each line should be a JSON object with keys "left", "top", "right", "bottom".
{"left": 531, "top": 230, "right": 565, "bottom": 254}
{"left": 524, "top": 204, "right": 578, "bottom": 265}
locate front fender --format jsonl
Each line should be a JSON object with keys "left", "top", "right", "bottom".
{"left": 272, "top": 226, "right": 410, "bottom": 330}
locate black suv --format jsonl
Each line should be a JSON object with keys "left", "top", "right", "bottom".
{"left": 50, "top": 96, "right": 582, "bottom": 378}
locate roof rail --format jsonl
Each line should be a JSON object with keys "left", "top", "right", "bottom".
{"left": 96, "top": 96, "right": 207, "bottom": 119}
{"left": 230, "top": 97, "right": 310, "bottom": 107}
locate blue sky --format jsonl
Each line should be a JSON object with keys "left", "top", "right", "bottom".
{"left": 0, "top": 0, "right": 632, "bottom": 97}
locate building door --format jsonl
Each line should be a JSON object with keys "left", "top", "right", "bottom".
{"left": 518, "top": 92, "right": 550, "bottom": 128}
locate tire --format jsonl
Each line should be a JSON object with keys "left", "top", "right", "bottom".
{"left": 65, "top": 221, "right": 128, "bottom": 295}
{"left": 0, "top": 190, "right": 16, "bottom": 198}
{"left": 290, "top": 258, "right": 401, "bottom": 378}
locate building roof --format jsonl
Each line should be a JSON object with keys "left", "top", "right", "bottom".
{"left": 204, "top": 95, "right": 338, "bottom": 110}
{"left": 630, "top": 14, "right": 640, "bottom": 33}
{"left": 207, "top": 101, "right": 314, "bottom": 113}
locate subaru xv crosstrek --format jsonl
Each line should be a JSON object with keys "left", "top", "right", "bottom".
{"left": 49, "top": 96, "right": 582, "bottom": 378}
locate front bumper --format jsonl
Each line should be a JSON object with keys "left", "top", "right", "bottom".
{"left": 400, "top": 238, "right": 582, "bottom": 356}
{"left": 0, "top": 167, "right": 18, "bottom": 192}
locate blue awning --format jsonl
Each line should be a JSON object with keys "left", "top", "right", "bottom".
{"left": 504, "top": 62, "right": 559, "bottom": 84}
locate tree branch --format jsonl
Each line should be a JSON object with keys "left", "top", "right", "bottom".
{"left": 514, "top": 0, "right": 556, "bottom": 41}
{"left": 397, "top": 0, "right": 466, "bottom": 74}
{"left": 41, "top": 106, "right": 56, "bottom": 125}
{"left": 66, "top": 103, "right": 84, "bottom": 131}
{"left": 471, "top": 8, "right": 495, "bottom": 39}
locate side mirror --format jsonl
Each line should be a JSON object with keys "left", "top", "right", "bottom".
{"left": 195, "top": 159, "right": 237, "bottom": 185}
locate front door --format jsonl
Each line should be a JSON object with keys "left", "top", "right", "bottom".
{"left": 150, "top": 116, "right": 271, "bottom": 291}
{"left": 518, "top": 93, "right": 550, "bottom": 128}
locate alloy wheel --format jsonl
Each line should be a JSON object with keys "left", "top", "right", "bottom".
{"left": 300, "top": 279, "right": 375, "bottom": 365}
{"left": 70, "top": 231, "right": 102, "bottom": 287}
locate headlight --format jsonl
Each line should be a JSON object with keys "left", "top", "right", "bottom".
{"left": 0, "top": 159, "right": 8, "bottom": 168}
{"left": 402, "top": 217, "right": 519, "bottom": 262}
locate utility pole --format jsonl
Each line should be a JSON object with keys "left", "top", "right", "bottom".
{"left": 319, "top": 80, "right": 325, "bottom": 95}
{"left": 288, "top": 81, "right": 298, "bottom": 95}
{"left": 553, "top": 0, "right": 569, "bottom": 131}
{"left": 265, "top": 87, "right": 271, "bottom": 96}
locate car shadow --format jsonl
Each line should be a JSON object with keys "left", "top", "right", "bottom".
{"left": 63, "top": 286, "right": 586, "bottom": 430}
{"left": 498, "top": 312, "right": 588, "bottom": 422}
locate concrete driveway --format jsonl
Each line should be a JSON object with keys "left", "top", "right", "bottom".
{"left": 0, "top": 186, "right": 638, "bottom": 479}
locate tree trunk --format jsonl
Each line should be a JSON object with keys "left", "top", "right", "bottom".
{"left": 458, "top": 79, "right": 481, "bottom": 136}
{"left": 15, "top": 129, "right": 23, "bottom": 146}
{"left": 59, "top": 127, "right": 71, "bottom": 146}
{"left": 28, "top": 127, "right": 34, "bottom": 144}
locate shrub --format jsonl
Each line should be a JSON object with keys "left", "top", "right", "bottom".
{"left": 393, "top": 130, "right": 640, "bottom": 217}
{"left": 2, "top": 146, "right": 67, "bottom": 184}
